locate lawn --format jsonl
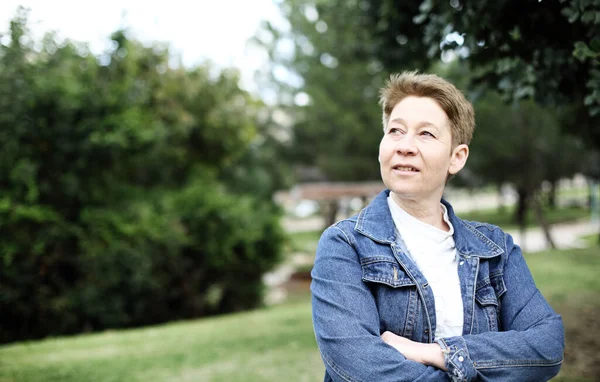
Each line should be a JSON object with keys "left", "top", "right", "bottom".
{"left": 0, "top": 297, "right": 323, "bottom": 382}
{"left": 458, "top": 205, "right": 590, "bottom": 231}
{"left": 284, "top": 204, "right": 592, "bottom": 263}
{"left": 525, "top": 243, "right": 600, "bottom": 381}
{"left": 286, "top": 229, "right": 323, "bottom": 255}
{"left": 1, "top": 244, "right": 598, "bottom": 381}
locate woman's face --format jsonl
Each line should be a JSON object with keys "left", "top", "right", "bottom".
{"left": 379, "top": 96, "right": 468, "bottom": 202}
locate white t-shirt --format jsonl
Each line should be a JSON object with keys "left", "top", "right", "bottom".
{"left": 387, "top": 196, "right": 464, "bottom": 339}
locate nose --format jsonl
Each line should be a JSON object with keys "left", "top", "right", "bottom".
{"left": 395, "top": 133, "right": 417, "bottom": 156}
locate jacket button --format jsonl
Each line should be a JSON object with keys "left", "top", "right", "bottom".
{"left": 458, "top": 356, "right": 464, "bottom": 362}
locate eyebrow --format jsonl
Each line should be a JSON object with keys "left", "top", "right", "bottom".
{"left": 389, "top": 117, "right": 440, "bottom": 130}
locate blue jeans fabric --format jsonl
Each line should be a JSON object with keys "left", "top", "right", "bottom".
{"left": 311, "top": 189, "right": 564, "bottom": 381}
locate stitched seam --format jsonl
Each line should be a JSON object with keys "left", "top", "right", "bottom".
{"left": 403, "top": 286, "right": 418, "bottom": 338}
{"left": 361, "top": 276, "right": 415, "bottom": 287}
{"left": 318, "top": 346, "right": 361, "bottom": 382}
{"left": 475, "top": 277, "right": 491, "bottom": 289}
{"left": 360, "top": 257, "right": 395, "bottom": 265}
{"left": 477, "top": 273, "right": 506, "bottom": 300}
{"left": 466, "top": 221, "right": 502, "bottom": 232}
{"left": 469, "top": 259, "right": 479, "bottom": 334}
{"left": 332, "top": 225, "right": 355, "bottom": 249}
{"left": 361, "top": 258, "right": 415, "bottom": 286}
{"left": 355, "top": 207, "right": 394, "bottom": 244}
{"left": 475, "top": 298, "right": 498, "bottom": 306}
{"left": 489, "top": 269, "right": 503, "bottom": 278}
{"left": 475, "top": 285, "right": 499, "bottom": 306}
{"left": 475, "top": 358, "right": 564, "bottom": 369}
{"left": 391, "top": 244, "right": 434, "bottom": 342}
{"left": 460, "top": 220, "right": 504, "bottom": 255}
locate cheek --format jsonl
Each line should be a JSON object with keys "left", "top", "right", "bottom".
{"left": 379, "top": 140, "right": 392, "bottom": 161}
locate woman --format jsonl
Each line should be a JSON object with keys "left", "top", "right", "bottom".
{"left": 311, "top": 71, "right": 564, "bottom": 381}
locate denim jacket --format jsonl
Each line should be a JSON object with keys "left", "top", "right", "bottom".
{"left": 311, "top": 190, "right": 564, "bottom": 382}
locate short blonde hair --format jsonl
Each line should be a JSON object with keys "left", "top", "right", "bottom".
{"left": 379, "top": 71, "right": 475, "bottom": 146}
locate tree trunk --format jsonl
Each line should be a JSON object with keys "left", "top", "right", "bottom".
{"left": 589, "top": 179, "right": 595, "bottom": 209}
{"left": 514, "top": 188, "right": 529, "bottom": 227}
{"left": 548, "top": 180, "right": 557, "bottom": 210}
{"left": 497, "top": 184, "right": 506, "bottom": 214}
{"left": 323, "top": 200, "right": 339, "bottom": 229}
{"left": 515, "top": 188, "right": 529, "bottom": 253}
{"left": 591, "top": 179, "right": 600, "bottom": 245}
{"left": 532, "top": 192, "right": 557, "bottom": 250}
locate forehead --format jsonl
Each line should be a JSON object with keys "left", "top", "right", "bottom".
{"left": 389, "top": 96, "right": 449, "bottom": 128}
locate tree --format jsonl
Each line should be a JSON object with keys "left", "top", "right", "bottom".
{"left": 254, "top": 0, "right": 434, "bottom": 183}
{"left": 468, "top": 91, "right": 586, "bottom": 248}
{"left": 254, "top": 0, "right": 434, "bottom": 224}
{"left": 0, "top": 8, "right": 285, "bottom": 343}
{"left": 365, "top": 0, "right": 600, "bottom": 147}
{"left": 260, "top": 0, "right": 597, "bottom": 236}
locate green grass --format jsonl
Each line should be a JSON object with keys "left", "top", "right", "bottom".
{"left": 0, "top": 298, "right": 323, "bottom": 382}
{"left": 526, "top": 243, "right": 600, "bottom": 381}
{"left": 1, "top": 244, "right": 598, "bottom": 381}
{"left": 286, "top": 229, "right": 322, "bottom": 255}
{"left": 556, "top": 186, "right": 589, "bottom": 200}
{"left": 459, "top": 205, "right": 590, "bottom": 231}
{"left": 579, "top": 233, "right": 600, "bottom": 248}
{"left": 526, "top": 243, "right": 600, "bottom": 305}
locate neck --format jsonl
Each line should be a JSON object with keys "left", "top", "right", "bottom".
{"left": 390, "top": 191, "right": 449, "bottom": 232}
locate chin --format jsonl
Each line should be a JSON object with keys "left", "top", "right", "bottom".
{"left": 389, "top": 188, "right": 420, "bottom": 198}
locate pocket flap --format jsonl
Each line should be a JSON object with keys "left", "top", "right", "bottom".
{"left": 475, "top": 284, "right": 499, "bottom": 306}
{"left": 361, "top": 257, "right": 415, "bottom": 288}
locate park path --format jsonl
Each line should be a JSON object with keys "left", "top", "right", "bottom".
{"left": 282, "top": 216, "right": 598, "bottom": 253}
{"left": 506, "top": 219, "right": 598, "bottom": 253}
{"left": 281, "top": 186, "right": 596, "bottom": 253}
{"left": 267, "top": 215, "right": 598, "bottom": 305}
{"left": 281, "top": 191, "right": 506, "bottom": 233}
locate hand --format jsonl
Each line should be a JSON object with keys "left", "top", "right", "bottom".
{"left": 381, "top": 331, "right": 447, "bottom": 371}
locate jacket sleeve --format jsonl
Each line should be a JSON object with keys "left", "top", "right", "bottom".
{"left": 311, "top": 225, "right": 450, "bottom": 382}
{"left": 436, "top": 232, "right": 564, "bottom": 382}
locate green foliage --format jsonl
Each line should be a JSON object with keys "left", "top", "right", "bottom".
{"left": 263, "top": 0, "right": 598, "bottom": 187}
{"left": 420, "top": 0, "right": 600, "bottom": 146}
{"left": 0, "top": 8, "right": 285, "bottom": 343}
{"left": 73, "top": 175, "right": 284, "bottom": 331}
{"left": 255, "top": 0, "right": 430, "bottom": 181}
{"left": 462, "top": 88, "right": 589, "bottom": 223}
{"left": 0, "top": 244, "right": 598, "bottom": 381}
{"left": 344, "top": 0, "right": 600, "bottom": 146}
{"left": 469, "top": 92, "right": 584, "bottom": 187}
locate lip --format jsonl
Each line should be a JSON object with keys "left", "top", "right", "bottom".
{"left": 392, "top": 164, "right": 420, "bottom": 173}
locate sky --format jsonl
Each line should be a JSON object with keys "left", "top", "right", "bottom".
{"left": 0, "top": 0, "right": 285, "bottom": 93}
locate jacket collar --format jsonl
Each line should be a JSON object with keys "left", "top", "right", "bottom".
{"left": 355, "top": 189, "right": 504, "bottom": 258}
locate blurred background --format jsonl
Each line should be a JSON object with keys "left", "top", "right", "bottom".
{"left": 0, "top": 0, "right": 598, "bottom": 381}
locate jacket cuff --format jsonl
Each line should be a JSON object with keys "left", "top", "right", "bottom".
{"left": 436, "top": 337, "right": 477, "bottom": 382}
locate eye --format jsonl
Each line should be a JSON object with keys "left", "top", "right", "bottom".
{"left": 421, "top": 130, "right": 435, "bottom": 138}
{"left": 388, "top": 127, "right": 404, "bottom": 135}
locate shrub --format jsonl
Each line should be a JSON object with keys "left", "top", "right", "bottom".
{"left": 0, "top": 10, "right": 285, "bottom": 343}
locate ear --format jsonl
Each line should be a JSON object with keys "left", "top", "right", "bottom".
{"left": 448, "top": 144, "right": 469, "bottom": 175}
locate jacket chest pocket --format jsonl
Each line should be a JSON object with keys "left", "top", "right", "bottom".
{"left": 360, "top": 257, "right": 420, "bottom": 339}
{"left": 361, "top": 257, "right": 414, "bottom": 288}
{"left": 474, "top": 276, "right": 505, "bottom": 333}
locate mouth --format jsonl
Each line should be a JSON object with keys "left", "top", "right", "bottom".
{"left": 393, "top": 165, "right": 420, "bottom": 172}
